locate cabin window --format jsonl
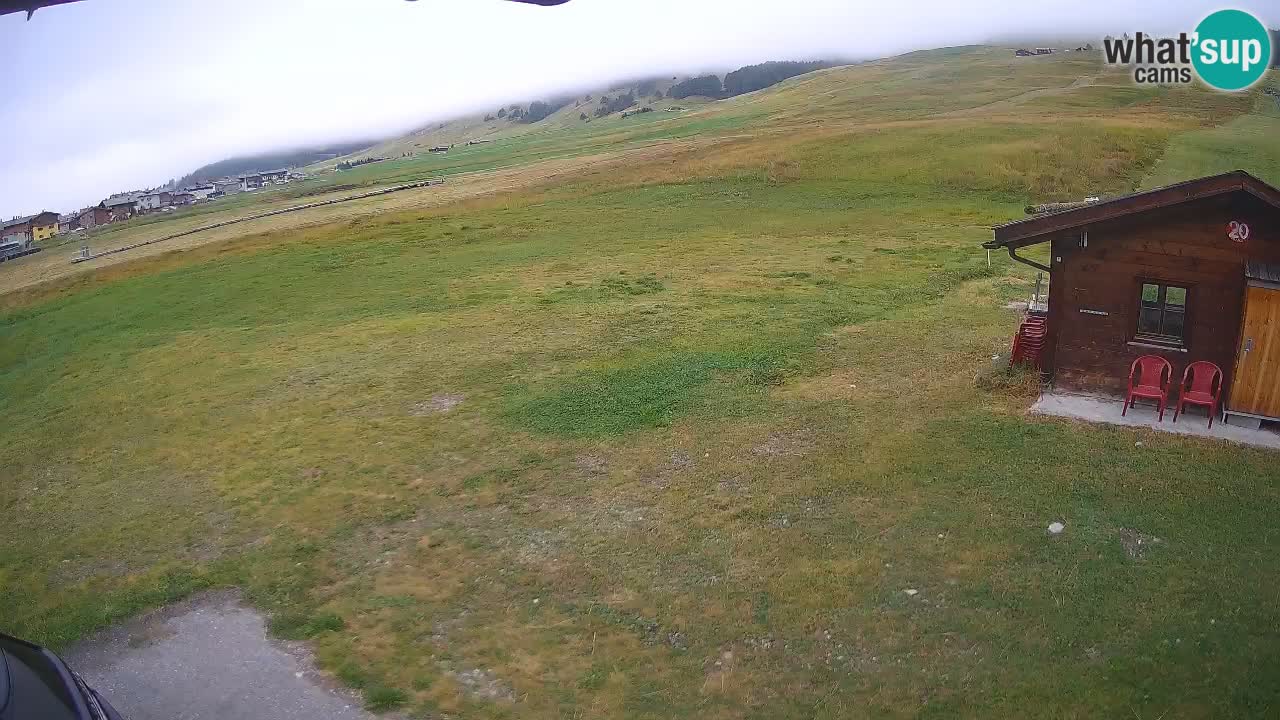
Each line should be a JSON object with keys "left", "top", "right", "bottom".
{"left": 1136, "top": 282, "right": 1187, "bottom": 346}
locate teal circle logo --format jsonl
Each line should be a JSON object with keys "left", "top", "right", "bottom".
{"left": 1192, "top": 9, "right": 1272, "bottom": 91}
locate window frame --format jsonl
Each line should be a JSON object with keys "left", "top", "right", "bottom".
{"left": 1134, "top": 279, "right": 1190, "bottom": 348}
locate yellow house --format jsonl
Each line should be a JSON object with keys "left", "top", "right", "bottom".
{"left": 31, "top": 213, "right": 59, "bottom": 241}
{"left": 2, "top": 211, "right": 60, "bottom": 242}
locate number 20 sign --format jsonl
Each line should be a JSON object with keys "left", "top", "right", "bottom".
{"left": 1228, "top": 220, "right": 1250, "bottom": 243}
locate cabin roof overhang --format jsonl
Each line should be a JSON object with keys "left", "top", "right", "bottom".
{"left": 983, "top": 171, "right": 1280, "bottom": 250}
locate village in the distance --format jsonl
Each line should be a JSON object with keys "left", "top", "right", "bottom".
{"left": 0, "top": 168, "right": 305, "bottom": 262}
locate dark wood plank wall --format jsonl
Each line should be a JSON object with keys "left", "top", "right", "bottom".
{"left": 1044, "top": 192, "right": 1280, "bottom": 395}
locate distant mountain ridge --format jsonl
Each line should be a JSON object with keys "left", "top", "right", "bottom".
{"left": 175, "top": 141, "right": 379, "bottom": 186}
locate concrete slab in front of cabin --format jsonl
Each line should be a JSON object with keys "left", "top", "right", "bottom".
{"left": 1032, "top": 392, "right": 1280, "bottom": 450}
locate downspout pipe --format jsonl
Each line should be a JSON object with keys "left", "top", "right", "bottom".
{"left": 1005, "top": 245, "right": 1051, "bottom": 273}
{"left": 984, "top": 240, "right": 1051, "bottom": 273}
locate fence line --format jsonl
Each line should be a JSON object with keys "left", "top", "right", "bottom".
{"left": 71, "top": 178, "right": 445, "bottom": 264}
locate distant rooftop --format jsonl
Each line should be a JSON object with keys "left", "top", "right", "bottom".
{"left": 2, "top": 212, "right": 55, "bottom": 229}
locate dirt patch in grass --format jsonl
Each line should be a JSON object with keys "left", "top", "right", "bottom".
{"left": 573, "top": 453, "right": 608, "bottom": 475}
{"left": 645, "top": 449, "right": 694, "bottom": 489}
{"left": 409, "top": 394, "right": 465, "bottom": 415}
{"left": 1118, "top": 527, "right": 1163, "bottom": 560}
{"left": 750, "top": 429, "right": 815, "bottom": 457}
{"left": 444, "top": 666, "right": 516, "bottom": 703}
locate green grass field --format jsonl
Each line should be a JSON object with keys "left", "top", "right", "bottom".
{"left": 3, "top": 47, "right": 1280, "bottom": 718}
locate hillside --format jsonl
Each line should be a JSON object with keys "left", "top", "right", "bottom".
{"left": 311, "top": 60, "right": 847, "bottom": 171}
{"left": 175, "top": 140, "right": 379, "bottom": 185}
{"left": 3, "top": 45, "right": 1280, "bottom": 720}
{"left": 308, "top": 75, "right": 712, "bottom": 171}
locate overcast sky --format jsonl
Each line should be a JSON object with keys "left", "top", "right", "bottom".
{"left": 0, "top": 0, "right": 1266, "bottom": 218}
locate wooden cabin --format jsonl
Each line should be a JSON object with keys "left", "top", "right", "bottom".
{"left": 985, "top": 171, "right": 1280, "bottom": 427}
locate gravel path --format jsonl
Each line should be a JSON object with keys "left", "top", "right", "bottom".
{"left": 63, "top": 591, "right": 374, "bottom": 720}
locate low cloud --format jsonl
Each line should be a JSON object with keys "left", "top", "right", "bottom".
{"left": 0, "top": 0, "right": 1243, "bottom": 216}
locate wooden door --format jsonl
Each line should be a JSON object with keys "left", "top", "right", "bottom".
{"left": 1229, "top": 285, "right": 1280, "bottom": 417}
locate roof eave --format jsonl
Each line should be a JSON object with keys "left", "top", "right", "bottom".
{"left": 988, "top": 171, "right": 1280, "bottom": 249}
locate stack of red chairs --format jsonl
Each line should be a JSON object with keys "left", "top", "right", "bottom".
{"left": 1010, "top": 314, "right": 1047, "bottom": 370}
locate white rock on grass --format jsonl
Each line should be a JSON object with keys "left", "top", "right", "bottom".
{"left": 1048, "top": 521, "right": 1065, "bottom": 535}
{"left": 903, "top": 589, "right": 919, "bottom": 597}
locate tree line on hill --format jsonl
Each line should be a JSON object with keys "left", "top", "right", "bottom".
{"left": 668, "top": 74, "right": 724, "bottom": 99}
{"left": 336, "top": 157, "right": 387, "bottom": 171}
{"left": 594, "top": 93, "right": 637, "bottom": 117}
{"left": 525, "top": 97, "right": 574, "bottom": 123}
{"left": 485, "top": 95, "right": 576, "bottom": 124}
{"left": 723, "top": 60, "right": 834, "bottom": 96}
{"left": 490, "top": 59, "right": 839, "bottom": 125}
{"left": 669, "top": 60, "right": 835, "bottom": 99}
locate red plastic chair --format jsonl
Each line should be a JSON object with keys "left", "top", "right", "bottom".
{"left": 1122, "top": 355, "right": 1173, "bottom": 421}
{"left": 1172, "top": 361, "right": 1223, "bottom": 428}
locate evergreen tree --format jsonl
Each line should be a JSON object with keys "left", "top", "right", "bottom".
{"left": 668, "top": 75, "right": 722, "bottom": 99}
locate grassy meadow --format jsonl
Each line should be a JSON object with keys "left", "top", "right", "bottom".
{"left": 3, "top": 47, "right": 1280, "bottom": 718}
